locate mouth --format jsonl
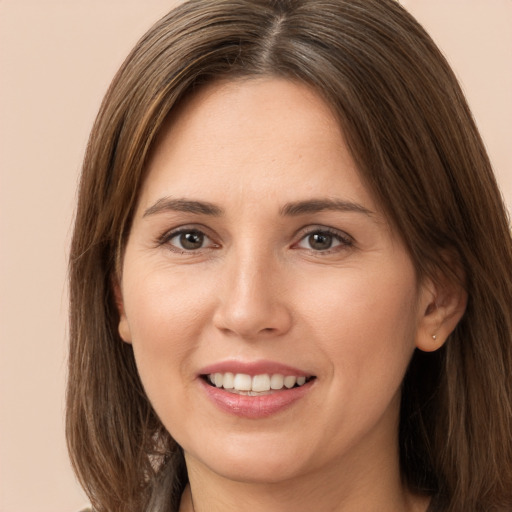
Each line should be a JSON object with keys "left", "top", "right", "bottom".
{"left": 202, "top": 372, "right": 316, "bottom": 396}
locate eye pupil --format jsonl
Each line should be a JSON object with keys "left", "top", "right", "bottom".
{"left": 309, "top": 232, "right": 332, "bottom": 250}
{"left": 180, "top": 232, "right": 204, "bottom": 250}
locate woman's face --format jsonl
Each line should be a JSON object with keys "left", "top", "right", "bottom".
{"left": 117, "top": 78, "right": 434, "bottom": 485}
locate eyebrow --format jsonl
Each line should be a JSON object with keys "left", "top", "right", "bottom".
{"left": 143, "top": 196, "right": 373, "bottom": 218}
{"left": 280, "top": 198, "right": 374, "bottom": 217}
{"left": 143, "top": 197, "right": 224, "bottom": 217}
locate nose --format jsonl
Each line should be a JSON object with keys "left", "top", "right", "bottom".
{"left": 212, "top": 248, "right": 293, "bottom": 340}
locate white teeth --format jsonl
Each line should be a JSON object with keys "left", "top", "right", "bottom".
{"left": 270, "top": 374, "right": 284, "bottom": 390}
{"left": 284, "top": 376, "right": 297, "bottom": 389}
{"left": 222, "top": 372, "right": 234, "bottom": 389}
{"left": 252, "top": 374, "right": 271, "bottom": 392}
{"left": 206, "top": 372, "right": 310, "bottom": 393}
{"left": 233, "top": 373, "right": 252, "bottom": 391}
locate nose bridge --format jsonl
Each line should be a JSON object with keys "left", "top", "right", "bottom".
{"left": 213, "top": 237, "right": 292, "bottom": 338}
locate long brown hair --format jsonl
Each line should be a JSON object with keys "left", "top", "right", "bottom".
{"left": 67, "top": 1, "right": 512, "bottom": 511}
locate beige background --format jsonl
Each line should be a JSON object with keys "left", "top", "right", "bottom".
{"left": 0, "top": 1, "right": 510, "bottom": 511}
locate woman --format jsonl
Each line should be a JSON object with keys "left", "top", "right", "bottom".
{"left": 66, "top": 1, "right": 512, "bottom": 511}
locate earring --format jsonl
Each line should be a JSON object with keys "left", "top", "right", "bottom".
{"left": 432, "top": 334, "right": 437, "bottom": 341}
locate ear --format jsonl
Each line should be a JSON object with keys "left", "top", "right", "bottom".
{"left": 113, "top": 277, "right": 132, "bottom": 344}
{"left": 415, "top": 271, "right": 467, "bottom": 352}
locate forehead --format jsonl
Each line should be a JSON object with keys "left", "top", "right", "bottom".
{"left": 139, "top": 78, "right": 376, "bottom": 214}
{"left": 151, "top": 77, "right": 343, "bottom": 162}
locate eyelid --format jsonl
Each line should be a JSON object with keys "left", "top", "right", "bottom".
{"left": 292, "top": 225, "right": 354, "bottom": 251}
{"left": 156, "top": 224, "right": 220, "bottom": 251}
{"left": 155, "top": 223, "right": 354, "bottom": 254}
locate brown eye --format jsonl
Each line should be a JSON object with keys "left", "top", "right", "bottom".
{"left": 180, "top": 232, "right": 204, "bottom": 250}
{"left": 308, "top": 232, "right": 334, "bottom": 251}
{"left": 169, "top": 230, "right": 208, "bottom": 251}
{"left": 296, "top": 228, "right": 352, "bottom": 252}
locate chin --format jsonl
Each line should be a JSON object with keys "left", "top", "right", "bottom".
{"left": 208, "top": 458, "right": 303, "bottom": 485}
{"left": 183, "top": 433, "right": 311, "bottom": 484}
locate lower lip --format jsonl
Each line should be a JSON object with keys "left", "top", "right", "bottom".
{"left": 200, "top": 379, "right": 314, "bottom": 419}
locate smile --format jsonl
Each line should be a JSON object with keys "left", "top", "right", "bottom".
{"left": 205, "top": 372, "right": 314, "bottom": 395}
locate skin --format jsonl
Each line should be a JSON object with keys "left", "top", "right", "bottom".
{"left": 117, "top": 78, "right": 464, "bottom": 512}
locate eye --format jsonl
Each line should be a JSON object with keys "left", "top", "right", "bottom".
{"left": 165, "top": 229, "right": 215, "bottom": 252}
{"left": 296, "top": 228, "right": 352, "bottom": 252}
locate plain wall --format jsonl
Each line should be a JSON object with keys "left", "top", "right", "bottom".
{"left": 0, "top": 1, "right": 510, "bottom": 511}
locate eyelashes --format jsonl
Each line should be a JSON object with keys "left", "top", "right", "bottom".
{"left": 157, "top": 225, "right": 354, "bottom": 255}
{"left": 294, "top": 228, "right": 353, "bottom": 253}
{"left": 161, "top": 228, "right": 218, "bottom": 252}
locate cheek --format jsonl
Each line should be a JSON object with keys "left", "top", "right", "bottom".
{"left": 121, "top": 264, "right": 217, "bottom": 399}
{"left": 298, "top": 261, "right": 420, "bottom": 392}
{"left": 123, "top": 258, "right": 216, "bottom": 335}
{"left": 290, "top": 264, "right": 420, "bottom": 453}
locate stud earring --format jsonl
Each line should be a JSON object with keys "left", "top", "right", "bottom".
{"left": 432, "top": 334, "right": 437, "bottom": 341}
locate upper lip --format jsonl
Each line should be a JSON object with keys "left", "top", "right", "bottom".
{"left": 198, "top": 359, "right": 313, "bottom": 377}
